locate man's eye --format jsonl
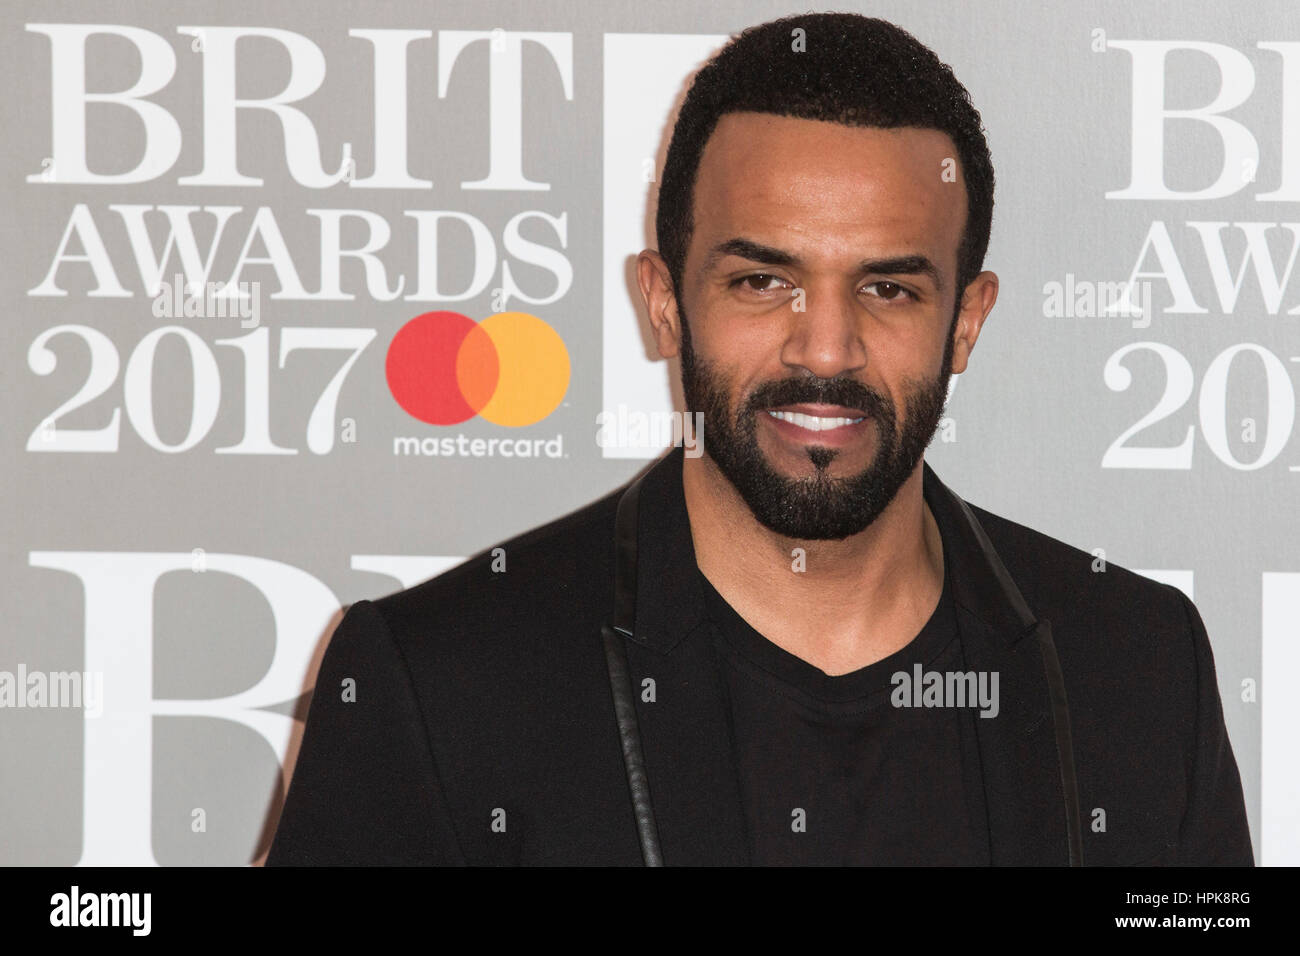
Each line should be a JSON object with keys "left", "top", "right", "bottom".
{"left": 865, "top": 280, "right": 912, "bottom": 301}
{"left": 734, "top": 273, "right": 788, "bottom": 293}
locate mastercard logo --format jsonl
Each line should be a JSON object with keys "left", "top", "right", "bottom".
{"left": 385, "top": 310, "right": 571, "bottom": 427}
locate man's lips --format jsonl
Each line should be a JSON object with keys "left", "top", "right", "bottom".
{"left": 767, "top": 402, "right": 867, "bottom": 419}
{"left": 764, "top": 403, "right": 868, "bottom": 429}
{"left": 761, "top": 402, "right": 871, "bottom": 444}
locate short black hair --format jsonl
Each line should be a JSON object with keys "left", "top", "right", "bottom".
{"left": 656, "top": 12, "right": 994, "bottom": 304}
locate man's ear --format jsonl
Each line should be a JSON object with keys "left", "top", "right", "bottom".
{"left": 636, "top": 249, "right": 684, "bottom": 360}
{"left": 949, "top": 270, "right": 998, "bottom": 375}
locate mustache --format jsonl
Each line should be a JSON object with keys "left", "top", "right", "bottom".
{"left": 743, "top": 377, "right": 888, "bottom": 418}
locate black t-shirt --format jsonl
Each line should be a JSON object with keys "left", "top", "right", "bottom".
{"left": 698, "top": 557, "right": 992, "bottom": 865}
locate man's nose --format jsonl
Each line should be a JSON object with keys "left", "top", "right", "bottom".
{"left": 780, "top": 283, "right": 868, "bottom": 380}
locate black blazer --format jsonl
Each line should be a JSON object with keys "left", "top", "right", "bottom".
{"left": 266, "top": 446, "right": 1254, "bottom": 866}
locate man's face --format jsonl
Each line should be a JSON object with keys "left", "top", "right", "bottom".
{"left": 674, "top": 112, "right": 969, "bottom": 541}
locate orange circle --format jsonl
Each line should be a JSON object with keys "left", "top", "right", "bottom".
{"left": 476, "top": 312, "right": 571, "bottom": 427}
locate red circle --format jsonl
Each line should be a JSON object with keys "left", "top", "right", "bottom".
{"left": 385, "top": 311, "right": 500, "bottom": 425}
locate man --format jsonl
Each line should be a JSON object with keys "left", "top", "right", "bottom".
{"left": 267, "top": 13, "right": 1253, "bottom": 866}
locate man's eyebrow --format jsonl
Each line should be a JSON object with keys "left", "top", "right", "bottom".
{"left": 703, "top": 238, "right": 800, "bottom": 271}
{"left": 703, "top": 239, "right": 944, "bottom": 292}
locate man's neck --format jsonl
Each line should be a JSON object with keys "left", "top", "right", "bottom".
{"left": 683, "top": 455, "right": 945, "bottom": 677}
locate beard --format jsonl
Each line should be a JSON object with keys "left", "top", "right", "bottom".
{"left": 679, "top": 310, "right": 955, "bottom": 541}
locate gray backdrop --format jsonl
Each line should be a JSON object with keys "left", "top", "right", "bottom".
{"left": 3, "top": 0, "right": 1296, "bottom": 865}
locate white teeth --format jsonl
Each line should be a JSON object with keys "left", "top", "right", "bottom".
{"left": 766, "top": 410, "right": 865, "bottom": 431}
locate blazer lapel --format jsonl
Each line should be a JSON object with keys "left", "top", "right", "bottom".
{"left": 923, "top": 462, "right": 1080, "bottom": 865}
{"left": 618, "top": 446, "right": 751, "bottom": 865}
